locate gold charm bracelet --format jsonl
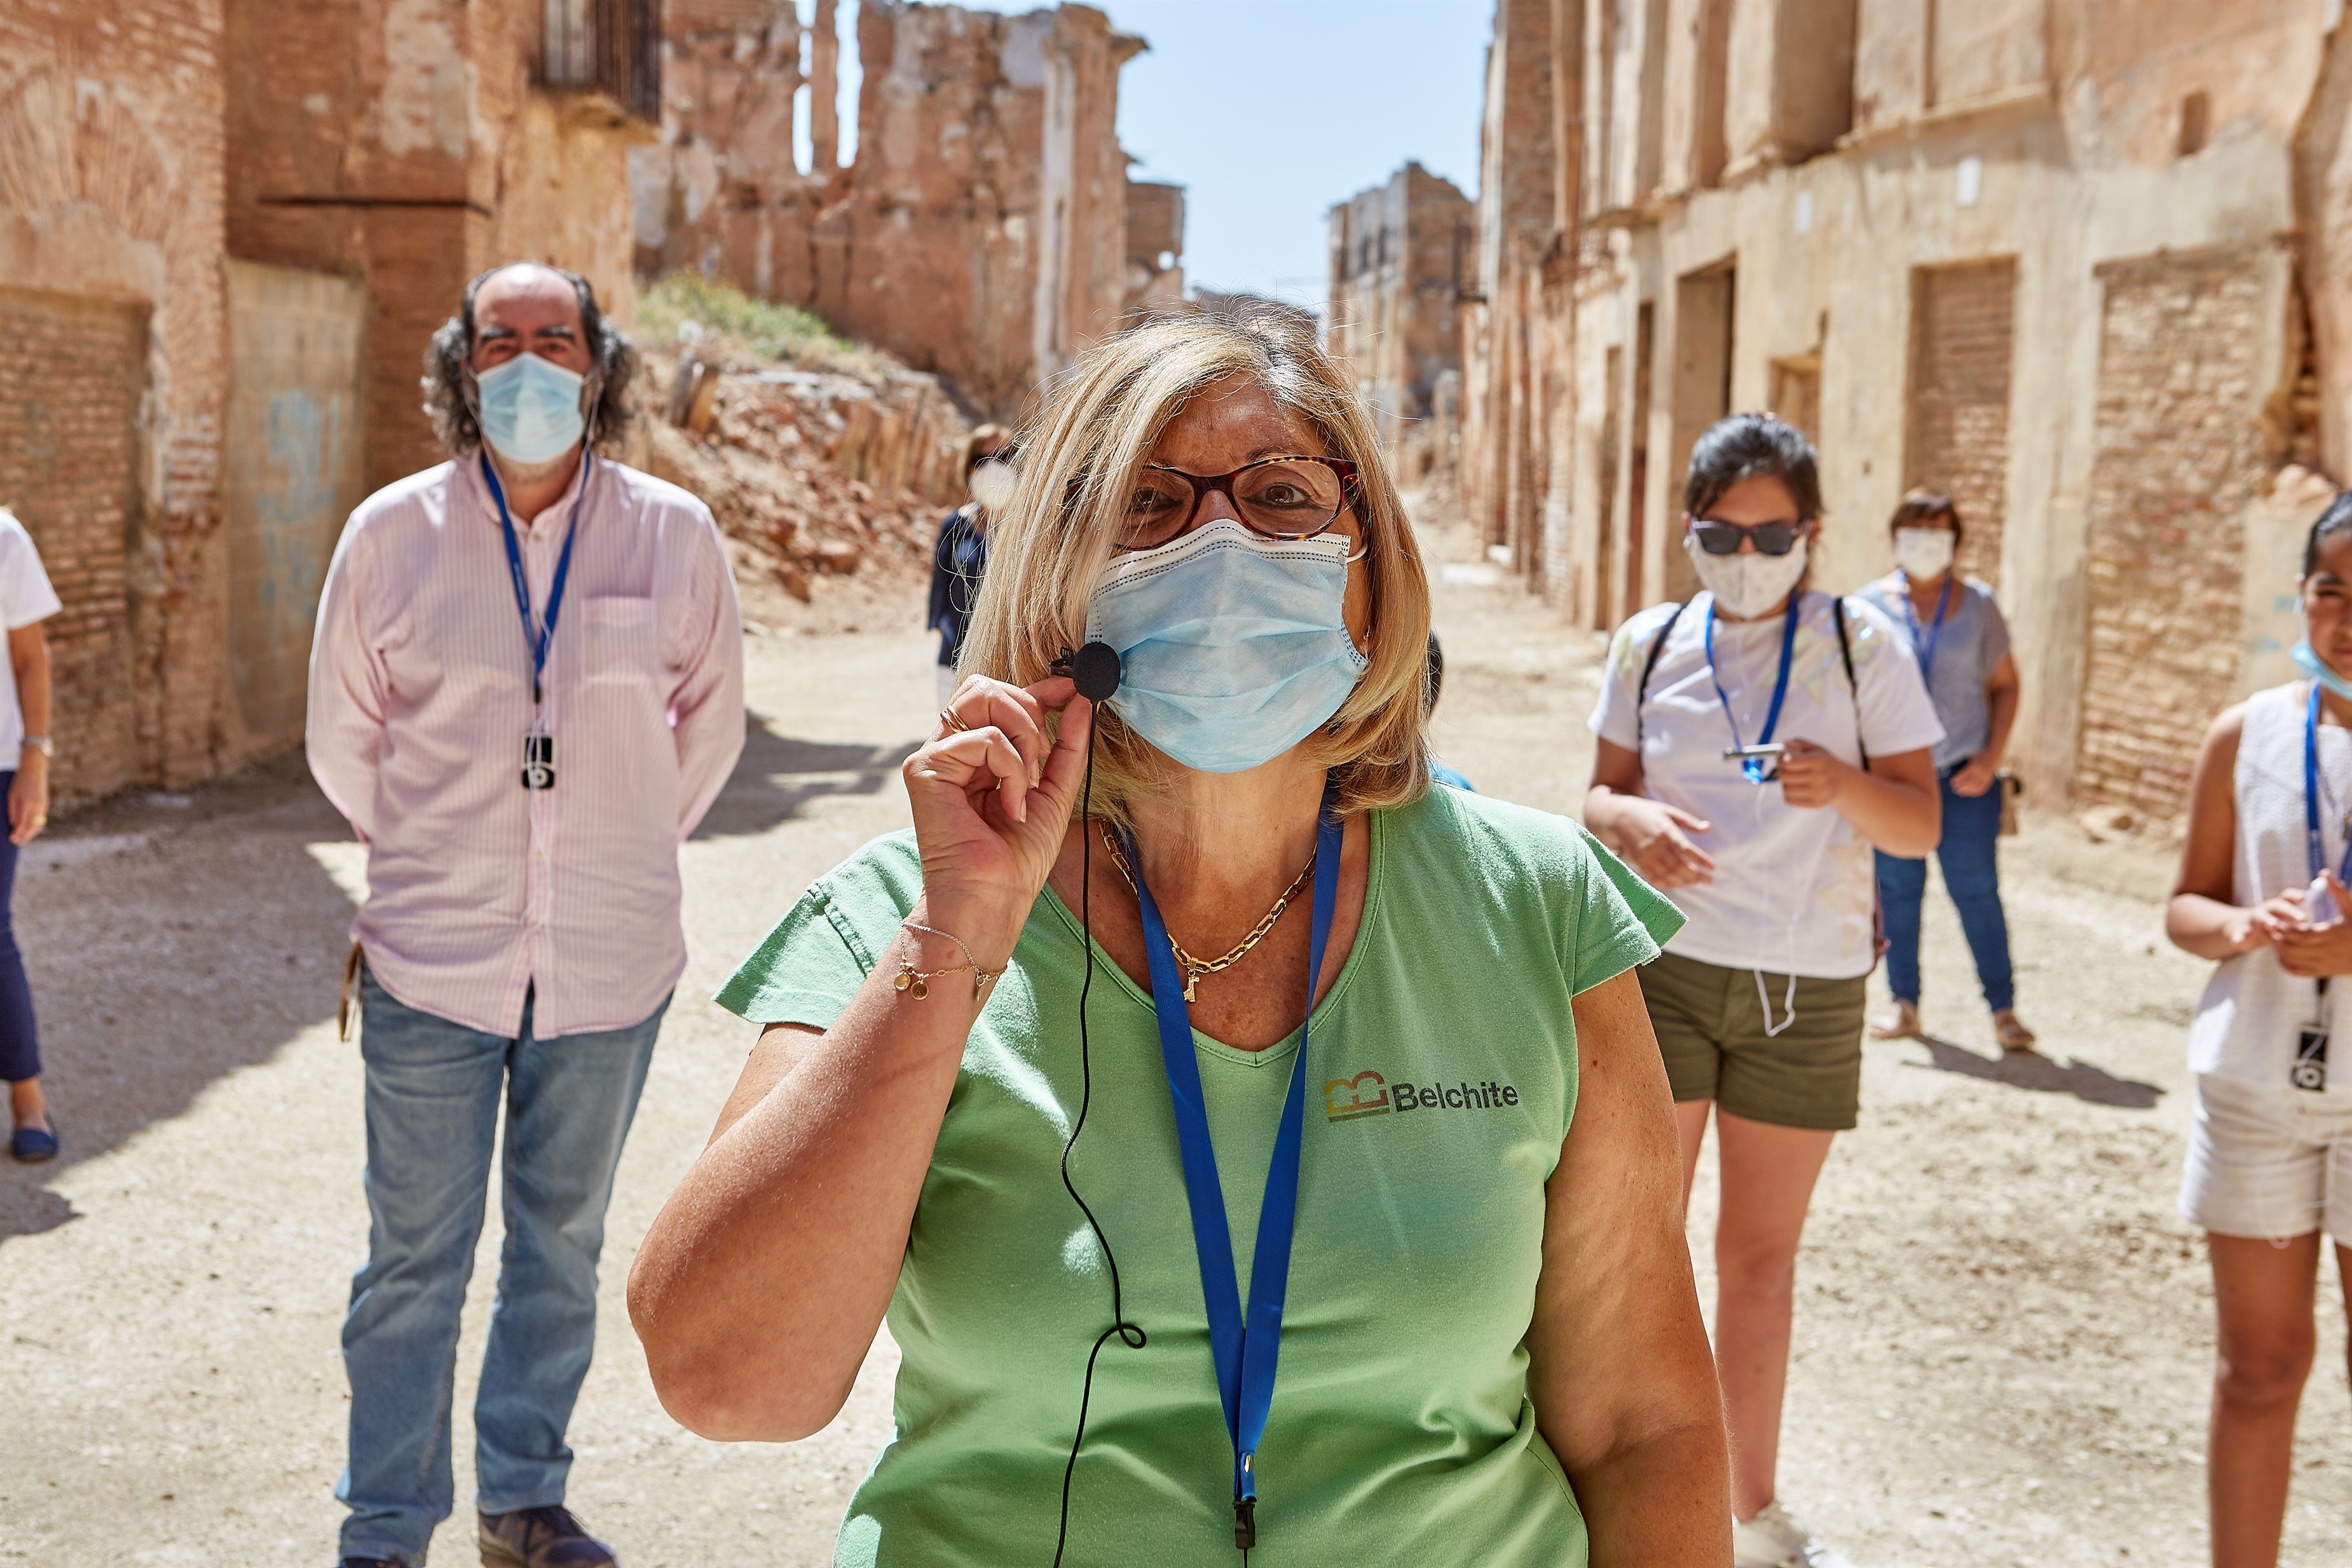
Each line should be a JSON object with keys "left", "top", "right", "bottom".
{"left": 894, "top": 919, "right": 1005, "bottom": 1002}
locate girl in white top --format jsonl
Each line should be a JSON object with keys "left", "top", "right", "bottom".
{"left": 1586, "top": 414, "right": 1944, "bottom": 1568}
{"left": 2168, "top": 493, "right": 2352, "bottom": 1567}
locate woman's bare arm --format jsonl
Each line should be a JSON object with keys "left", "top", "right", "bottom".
{"left": 1528, "top": 969, "right": 1730, "bottom": 1566}
{"left": 1777, "top": 741, "right": 1940, "bottom": 857}
{"left": 1585, "top": 738, "right": 1716, "bottom": 890}
{"left": 629, "top": 678, "right": 1091, "bottom": 1442}
{"left": 2168, "top": 704, "right": 2272, "bottom": 962}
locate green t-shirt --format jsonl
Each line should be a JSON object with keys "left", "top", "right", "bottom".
{"left": 716, "top": 785, "right": 1683, "bottom": 1568}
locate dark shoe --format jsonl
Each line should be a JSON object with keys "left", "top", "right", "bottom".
{"left": 339, "top": 1558, "right": 406, "bottom": 1568}
{"left": 10, "top": 1121, "right": 57, "bottom": 1162}
{"left": 479, "top": 1505, "right": 617, "bottom": 1568}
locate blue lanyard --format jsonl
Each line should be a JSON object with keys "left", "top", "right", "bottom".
{"left": 479, "top": 452, "right": 590, "bottom": 705}
{"left": 2302, "top": 681, "right": 2352, "bottom": 883}
{"left": 1122, "top": 786, "right": 1343, "bottom": 1551}
{"left": 1704, "top": 593, "right": 1801, "bottom": 782}
{"left": 1899, "top": 576, "right": 1953, "bottom": 683}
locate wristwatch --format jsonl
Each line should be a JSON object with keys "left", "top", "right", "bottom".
{"left": 22, "top": 734, "right": 53, "bottom": 758}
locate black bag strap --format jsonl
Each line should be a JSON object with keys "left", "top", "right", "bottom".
{"left": 1829, "top": 594, "right": 1869, "bottom": 769}
{"left": 1632, "top": 601, "right": 1688, "bottom": 750}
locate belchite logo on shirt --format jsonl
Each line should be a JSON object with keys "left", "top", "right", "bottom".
{"left": 1323, "top": 1070, "right": 1519, "bottom": 1122}
{"left": 1323, "top": 1070, "right": 1391, "bottom": 1121}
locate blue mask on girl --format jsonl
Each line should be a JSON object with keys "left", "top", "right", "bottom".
{"left": 1084, "top": 519, "right": 1368, "bottom": 774}
{"left": 2294, "top": 639, "right": 2352, "bottom": 702}
{"left": 475, "top": 352, "right": 588, "bottom": 465}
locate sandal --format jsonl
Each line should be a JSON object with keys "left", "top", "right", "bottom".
{"left": 1868, "top": 999, "right": 1921, "bottom": 1040}
{"left": 1993, "top": 1009, "right": 2037, "bottom": 1053}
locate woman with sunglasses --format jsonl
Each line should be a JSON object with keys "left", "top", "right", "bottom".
{"left": 632, "top": 300, "right": 1730, "bottom": 1566}
{"left": 1854, "top": 490, "right": 2034, "bottom": 1051}
{"left": 1585, "top": 412, "right": 1943, "bottom": 1568}
{"left": 2169, "top": 493, "right": 2352, "bottom": 1568}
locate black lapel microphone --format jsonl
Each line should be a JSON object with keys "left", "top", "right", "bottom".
{"left": 1048, "top": 640, "right": 1144, "bottom": 1568}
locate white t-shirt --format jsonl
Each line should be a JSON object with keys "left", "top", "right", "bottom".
{"left": 1589, "top": 589, "right": 1945, "bottom": 979}
{"left": 0, "top": 512, "right": 61, "bottom": 772}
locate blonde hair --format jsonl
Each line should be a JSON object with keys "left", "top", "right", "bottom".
{"left": 960, "top": 297, "right": 1433, "bottom": 827}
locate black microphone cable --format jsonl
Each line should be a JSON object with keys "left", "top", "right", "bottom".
{"left": 1052, "top": 646, "right": 1144, "bottom": 1568}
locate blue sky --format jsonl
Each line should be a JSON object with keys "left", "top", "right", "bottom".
{"left": 798, "top": 1, "right": 1494, "bottom": 310}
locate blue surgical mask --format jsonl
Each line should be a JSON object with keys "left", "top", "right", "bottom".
{"left": 475, "top": 352, "right": 587, "bottom": 465}
{"left": 1084, "top": 518, "right": 1368, "bottom": 774}
{"left": 2293, "top": 639, "right": 2352, "bottom": 702}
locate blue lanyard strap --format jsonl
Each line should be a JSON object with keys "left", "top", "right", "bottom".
{"left": 480, "top": 452, "right": 591, "bottom": 704}
{"left": 1704, "top": 593, "right": 1802, "bottom": 783}
{"left": 1123, "top": 783, "right": 1343, "bottom": 1551}
{"left": 1900, "top": 576, "right": 1953, "bottom": 683}
{"left": 2302, "top": 681, "right": 2352, "bottom": 883}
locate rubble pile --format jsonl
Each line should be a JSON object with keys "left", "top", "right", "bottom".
{"left": 644, "top": 344, "right": 974, "bottom": 634}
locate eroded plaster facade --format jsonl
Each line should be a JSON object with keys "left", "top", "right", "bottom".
{"left": 634, "top": 1, "right": 1171, "bottom": 416}
{"left": 1461, "top": 0, "right": 2352, "bottom": 819}
{"left": 1328, "top": 162, "right": 1474, "bottom": 485}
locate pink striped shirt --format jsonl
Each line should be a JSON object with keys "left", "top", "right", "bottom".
{"left": 306, "top": 454, "right": 744, "bottom": 1039}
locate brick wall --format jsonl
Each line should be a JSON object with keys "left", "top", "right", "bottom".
{"left": 1, "top": 0, "right": 231, "bottom": 801}
{"left": 2075, "top": 248, "right": 2274, "bottom": 819}
{"left": 1906, "top": 259, "right": 2016, "bottom": 587}
{"left": 0, "top": 291, "right": 145, "bottom": 801}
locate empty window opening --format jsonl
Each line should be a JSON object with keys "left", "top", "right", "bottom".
{"left": 2178, "top": 91, "right": 2211, "bottom": 159}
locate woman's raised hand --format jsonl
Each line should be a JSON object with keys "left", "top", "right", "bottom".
{"left": 1615, "top": 797, "right": 1716, "bottom": 889}
{"left": 903, "top": 674, "right": 1095, "bottom": 967}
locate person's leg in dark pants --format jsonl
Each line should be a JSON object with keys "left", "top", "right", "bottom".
{"left": 470, "top": 993, "right": 666, "bottom": 1517}
{"left": 1873, "top": 843, "right": 1929, "bottom": 1037}
{"left": 1936, "top": 772, "right": 2025, "bottom": 1030}
{"left": 0, "top": 777, "right": 50, "bottom": 1154}
{"left": 338, "top": 971, "right": 508, "bottom": 1565}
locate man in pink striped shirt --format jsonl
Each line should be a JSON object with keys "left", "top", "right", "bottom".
{"left": 306, "top": 263, "right": 743, "bottom": 1568}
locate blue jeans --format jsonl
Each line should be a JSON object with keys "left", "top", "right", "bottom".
{"left": 1875, "top": 769, "right": 2015, "bottom": 1012}
{"left": 338, "top": 970, "right": 665, "bottom": 1564}
{"left": 0, "top": 774, "right": 38, "bottom": 1083}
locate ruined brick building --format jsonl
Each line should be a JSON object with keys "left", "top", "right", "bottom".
{"left": 1327, "top": 163, "right": 1474, "bottom": 486}
{"left": 0, "top": 0, "right": 655, "bottom": 802}
{"left": 1446, "top": 0, "right": 2352, "bottom": 821}
{"left": 634, "top": 1, "right": 1181, "bottom": 417}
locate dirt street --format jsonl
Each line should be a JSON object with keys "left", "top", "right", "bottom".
{"left": 3, "top": 514, "right": 2349, "bottom": 1567}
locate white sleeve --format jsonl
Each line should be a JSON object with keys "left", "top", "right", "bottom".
{"left": 1589, "top": 604, "right": 1679, "bottom": 749}
{"left": 0, "top": 516, "right": 60, "bottom": 630}
{"left": 1843, "top": 597, "right": 1945, "bottom": 758}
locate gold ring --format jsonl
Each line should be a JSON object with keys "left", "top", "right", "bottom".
{"left": 938, "top": 707, "right": 971, "bottom": 734}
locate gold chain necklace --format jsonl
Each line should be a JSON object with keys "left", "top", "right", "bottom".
{"left": 1100, "top": 821, "right": 1316, "bottom": 1001}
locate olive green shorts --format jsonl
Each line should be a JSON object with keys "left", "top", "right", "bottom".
{"left": 1636, "top": 950, "right": 1870, "bottom": 1131}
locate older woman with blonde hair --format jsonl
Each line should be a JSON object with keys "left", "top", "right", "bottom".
{"left": 629, "top": 298, "right": 1729, "bottom": 1567}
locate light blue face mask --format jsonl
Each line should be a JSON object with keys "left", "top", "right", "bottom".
{"left": 1084, "top": 518, "right": 1368, "bottom": 774}
{"left": 2293, "top": 639, "right": 2352, "bottom": 702}
{"left": 475, "top": 352, "right": 588, "bottom": 465}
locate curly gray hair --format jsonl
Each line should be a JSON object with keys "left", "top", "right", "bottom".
{"left": 421, "top": 264, "right": 639, "bottom": 456}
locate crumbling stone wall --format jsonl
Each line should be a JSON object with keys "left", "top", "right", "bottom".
{"left": 0, "top": 0, "right": 230, "bottom": 801}
{"left": 226, "top": 0, "right": 646, "bottom": 492}
{"left": 1328, "top": 163, "right": 1473, "bottom": 478}
{"left": 636, "top": 2, "right": 1158, "bottom": 418}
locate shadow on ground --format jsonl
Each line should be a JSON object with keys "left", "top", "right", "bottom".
{"left": 692, "top": 718, "right": 919, "bottom": 840}
{"left": 0, "top": 786, "right": 359, "bottom": 1244}
{"left": 1911, "top": 1033, "right": 2165, "bottom": 1110}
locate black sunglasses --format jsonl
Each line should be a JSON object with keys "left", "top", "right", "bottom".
{"left": 1691, "top": 519, "right": 1804, "bottom": 557}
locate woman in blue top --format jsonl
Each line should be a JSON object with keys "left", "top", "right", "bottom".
{"left": 1855, "top": 491, "right": 2035, "bottom": 1051}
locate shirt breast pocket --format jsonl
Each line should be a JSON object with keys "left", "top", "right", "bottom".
{"left": 577, "top": 596, "right": 661, "bottom": 685}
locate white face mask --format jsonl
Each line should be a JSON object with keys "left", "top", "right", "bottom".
{"left": 1892, "top": 526, "right": 1956, "bottom": 582}
{"left": 967, "top": 458, "right": 1015, "bottom": 512}
{"left": 1683, "top": 530, "right": 1809, "bottom": 618}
